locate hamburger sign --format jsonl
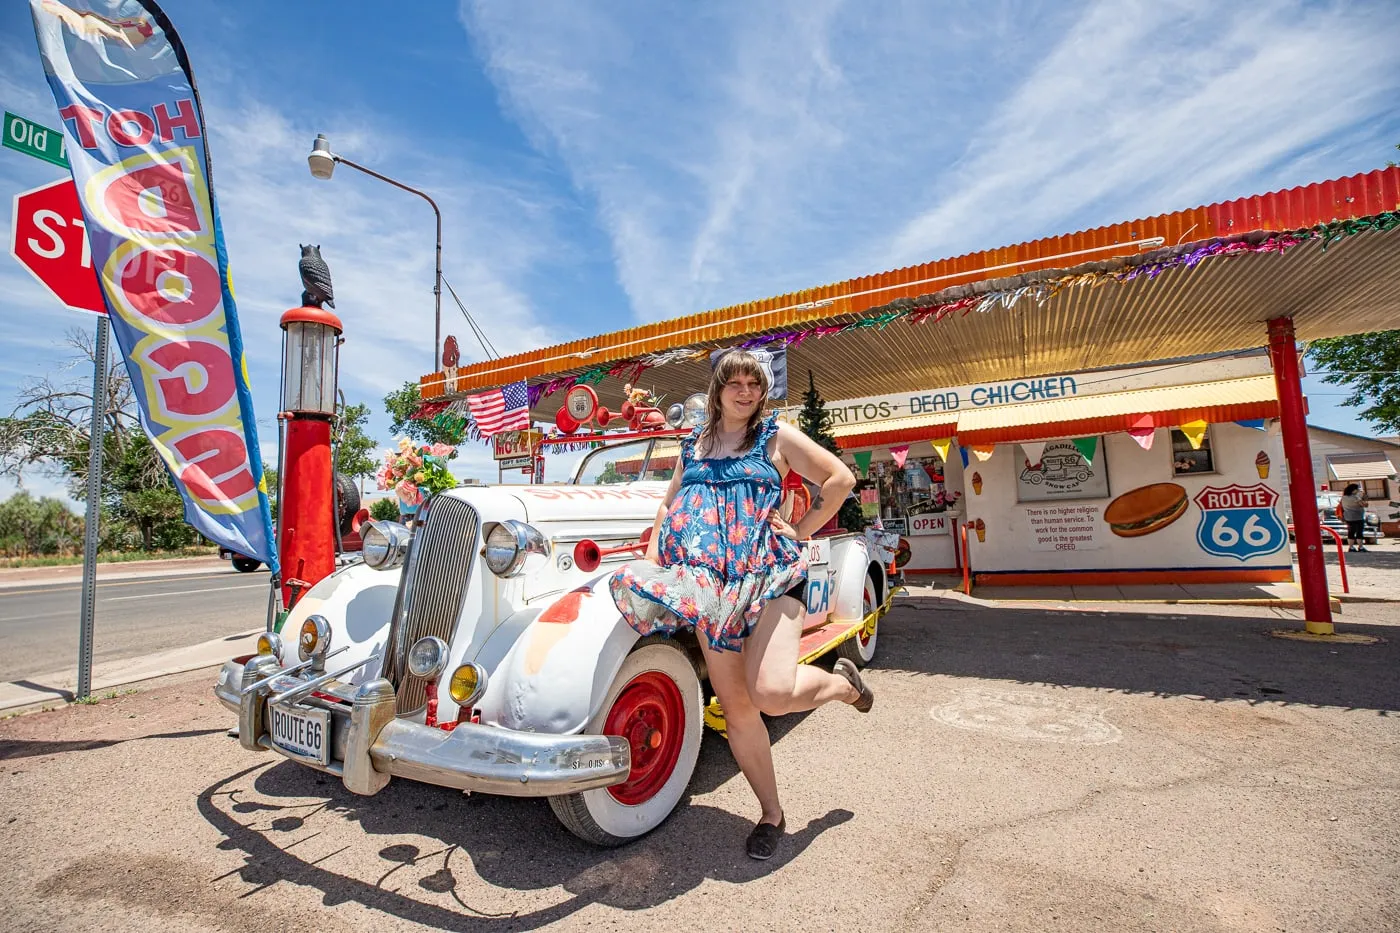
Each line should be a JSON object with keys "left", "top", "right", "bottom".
{"left": 1192, "top": 483, "right": 1287, "bottom": 561}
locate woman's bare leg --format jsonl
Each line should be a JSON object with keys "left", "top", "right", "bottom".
{"left": 701, "top": 639, "right": 783, "bottom": 825}
{"left": 744, "top": 595, "right": 859, "bottom": 716}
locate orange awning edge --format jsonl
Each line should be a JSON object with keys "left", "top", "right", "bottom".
{"left": 835, "top": 422, "right": 958, "bottom": 450}
{"left": 953, "top": 400, "right": 1281, "bottom": 447}
{"left": 424, "top": 167, "right": 1400, "bottom": 398}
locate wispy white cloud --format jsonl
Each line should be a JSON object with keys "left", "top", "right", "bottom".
{"left": 885, "top": 1, "right": 1400, "bottom": 265}
{"left": 461, "top": 0, "right": 1400, "bottom": 330}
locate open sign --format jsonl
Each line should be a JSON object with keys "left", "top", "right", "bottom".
{"left": 909, "top": 513, "right": 952, "bottom": 535}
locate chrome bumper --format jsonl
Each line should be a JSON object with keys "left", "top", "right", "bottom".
{"left": 214, "top": 657, "right": 631, "bottom": 797}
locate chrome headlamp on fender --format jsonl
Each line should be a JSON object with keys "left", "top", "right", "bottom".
{"left": 481, "top": 520, "right": 548, "bottom": 577}
{"left": 298, "top": 614, "right": 332, "bottom": 663}
{"left": 361, "top": 520, "right": 413, "bottom": 570}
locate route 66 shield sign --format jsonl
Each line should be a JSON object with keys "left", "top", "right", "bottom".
{"left": 1193, "top": 484, "right": 1287, "bottom": 561}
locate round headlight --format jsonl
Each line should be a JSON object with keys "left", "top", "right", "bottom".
{"left": 665, "top": 402, "right": 685, "bottom": 428}
{"left": 298, "top": 615, "right": 332, "bottom": 661}
{"left": 361, "top": 520, "right": 412, "bottom": 570}
{"left": 407, "top": 636, "right": 449, "bottom": 680}
{"left": 256, "top": 631, "right": 283, "bottom": 659}
{"left": 448, "top": 662, "right": 488, "bottom": 707}
{"left": 482, "top": 520, "right": 547, "bottom": 577}
{"left": 682, "top": 393, "right": 707, "bottom": 427}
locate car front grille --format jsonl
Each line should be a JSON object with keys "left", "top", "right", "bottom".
{"left": 384, "top": 495, "right": 480, "bottom": 714}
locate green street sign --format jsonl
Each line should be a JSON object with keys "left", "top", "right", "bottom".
{"left": 3, "top": 111, "right": 69, "bottom": 169}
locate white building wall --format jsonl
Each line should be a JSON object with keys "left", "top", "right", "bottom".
{"left": 962, "top": 423, "right": 1289, "bottom": 577}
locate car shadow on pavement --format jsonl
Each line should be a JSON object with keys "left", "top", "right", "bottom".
{"left": 883, "top": 595, "right": 1400, "bottom": 712}
{"left": 0, "top": 728, "right": 227, "bottom": 761}
{"left": 199, "top": 750, "right": 852, "bottom": 930}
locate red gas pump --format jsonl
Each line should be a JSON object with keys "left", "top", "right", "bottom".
{"left": 277, "top": 306, "right": 342, "bottom": 609}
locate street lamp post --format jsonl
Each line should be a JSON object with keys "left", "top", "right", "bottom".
{"left": 308, "top": 134, "right": 443, "bottom": 372}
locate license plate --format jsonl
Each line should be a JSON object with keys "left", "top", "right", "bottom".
{"left": 267, "top": 704, "right": 330, "bottom": 765}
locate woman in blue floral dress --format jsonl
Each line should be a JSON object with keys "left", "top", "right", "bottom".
{"left": 610, "top": 349, "right": 871, "bottom": 859}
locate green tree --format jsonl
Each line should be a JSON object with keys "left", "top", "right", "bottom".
{"left": 797, "top": 371, "right": 864, "bottom": 532}
{"left": 0, "top": 492, "right": 85, "bottom": 557}
{"left": 107, "top": 432, "right": 186, "bottom": 550}
{"left": 333, "top": 401, "right": 379, "bottom": 480}
{"left": 1307, "top": 330, "right": 1400, "bottom": 434}
{"left": 368, "top": 496, "right": 400, "bottom": 521}
{"left": 384, "top": 380, "right": 462, "bottom": 447}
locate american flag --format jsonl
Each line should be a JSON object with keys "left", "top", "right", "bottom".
{"left": 466, "top": 380, "right": 530, "bottom": 436}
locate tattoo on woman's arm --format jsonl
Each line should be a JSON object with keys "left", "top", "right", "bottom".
{"left": 811, "top": 492, "right": 824, "bottom": 510}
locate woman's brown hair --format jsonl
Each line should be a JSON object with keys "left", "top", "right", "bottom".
{"left": 697, "top": 349, "right": 770, "bottom": 457}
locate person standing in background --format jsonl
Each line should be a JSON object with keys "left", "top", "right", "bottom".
{"left": 1340, "top": 483, "right": 1368, "bottom": 552}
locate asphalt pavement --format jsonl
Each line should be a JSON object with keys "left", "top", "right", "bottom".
{"left": 0, "top": 567, "right": 270, "bottom": 683}
{"left": 1, "top": 595, "right": 1397, "bottom": 932}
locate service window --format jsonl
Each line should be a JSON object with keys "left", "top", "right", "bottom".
{"left": 1170, "top": 428, "right": 1215, "bottom": 475}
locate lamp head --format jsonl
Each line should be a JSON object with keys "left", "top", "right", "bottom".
{"left": 308, "top": 133, "right": 337, "bottom": 180}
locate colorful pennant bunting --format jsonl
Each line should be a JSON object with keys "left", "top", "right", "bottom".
{"left": 1019, "top": 440, "right": 1047, "bottom": 467}
{"left": 890, "top": 445, "right": 910, "bottom": 469}
{"left": 853, "top": 450, "right": 873, "bottom": 478}
{"left": 1129, "top": 415, "right": 1155, "bottom": 450}
{"left": 971, "top": 445, "right": 996, "bottom": 462}
{"left": 1072, "top": 437, "right": 1098, "bottom": 465}
{"left": 932, "top": 438, "right": 952, "bottom": 464}
{"left": 1178, "top": 420, "right": 1209, "bottom": 450}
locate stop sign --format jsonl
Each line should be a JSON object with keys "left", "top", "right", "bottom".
{"left": 10, "top": 178, "right": 105, "bottom": 315}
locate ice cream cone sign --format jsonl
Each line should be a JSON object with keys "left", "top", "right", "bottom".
{"left": 975, "top": 518, "right": 986, "bottom": 542}
{"left": 972, "top": 472, "right": 983, "bottom": 495}
{"left": 1255, "top": 451, "right": 1270, "bottom": 479}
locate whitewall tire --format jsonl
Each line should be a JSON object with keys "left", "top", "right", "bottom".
{"left": 548, "top": 640, "right": 703, "bottom": 846}
{"left": 836, "top": 573, "right": 880, "bottom": 667}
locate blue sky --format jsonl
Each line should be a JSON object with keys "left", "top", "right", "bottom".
{"left": 2, "top": 0, "right": 1399, "bottom": 506}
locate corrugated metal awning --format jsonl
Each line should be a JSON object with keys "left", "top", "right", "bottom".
{"left": 833, "top": 413, "right": 957, "bottom": 449}
{"left": 425, "top": 168, "right": 1400, "bottom": 422}
{"left": 1327, "top": 452, "right": 1398, "bottom": 482}
{"left": 953, "top": 375, "right": 1279, "bottom": 445}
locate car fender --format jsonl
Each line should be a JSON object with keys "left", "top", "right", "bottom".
{"left": 281, "top": 561, "right": 398, "bottom": 685}
{"left": 472, "top": 572, "right": 640, "bottom": 735}
{"left": 829, "top": 536, "right": 881, "bottom": 622}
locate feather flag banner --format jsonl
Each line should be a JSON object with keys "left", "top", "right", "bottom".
{"left": 467, "top": 380, "right": 530, "bottom": 437}
{"left": 29, "top": 0, "right": 277, "bottom": 571}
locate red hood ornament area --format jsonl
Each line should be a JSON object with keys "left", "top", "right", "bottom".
{"left": 554, "top": 383, "right": 669, "bottom": 434}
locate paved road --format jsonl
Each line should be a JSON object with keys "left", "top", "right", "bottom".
{"left": 0, "top": 568, "right": 270, "bottom": 682}
{"left": 1, "top": 597, "right": 1397, "bottom": 932}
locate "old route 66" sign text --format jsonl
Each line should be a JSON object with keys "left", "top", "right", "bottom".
{"left": 1192, "top": 483, "right": 1287, "bottom": 561}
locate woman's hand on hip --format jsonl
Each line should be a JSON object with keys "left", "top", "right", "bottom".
{"left": 768, "top": 511, "right": 800, "bottom": 540}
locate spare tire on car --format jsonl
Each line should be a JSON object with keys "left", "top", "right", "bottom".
{"left": 334, "top": 472, "right": 360, "bottom": 536}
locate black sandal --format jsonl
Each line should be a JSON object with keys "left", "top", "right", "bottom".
{"left": 746, "top": 814, "right": 785, "bottom": 860}
{"left": 833, "top": 658, "right": 874, "bottom": 713}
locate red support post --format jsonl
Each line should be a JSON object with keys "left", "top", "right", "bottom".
{"left": 1267, "top": 317, "right": 1333, "bottom": 633}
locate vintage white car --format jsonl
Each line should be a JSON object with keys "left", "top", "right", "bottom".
{"left": 214, "top": 431, "right": 892, "bottom": 846}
